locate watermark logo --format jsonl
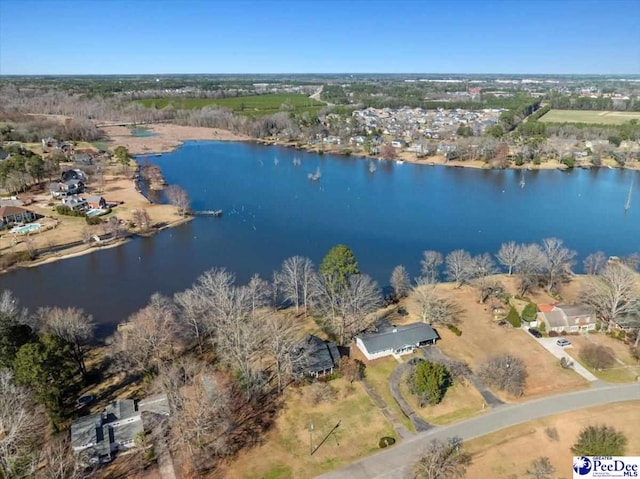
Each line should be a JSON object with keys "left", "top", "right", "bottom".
{"left": 573, "top": 457, "right": 640, "bottom": 478}
{"left": 573, "top": 457, "right": 592, "bottom": 476}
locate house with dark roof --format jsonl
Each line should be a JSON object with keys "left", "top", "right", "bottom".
{"left": 0, "top": 206, "right": 37, "bottom": 226}
{"left": 62, "top": 195, "right": 88, "bottom": 212}
{"left": 61, "top": 169, "right": 88, "bottom": 182}
{"left": 537, "top": 303, "right": 597, "bottom": 333}
{"left": 71, "top": 394, "right": 170, "bottom": 464}
{"left": 50, "top": 179, "right": 85, "bottom": 198}
{"left": 356, "top": 323, "right": 438, "bottom": 360}
{"left": 296, "top": 334, "right": 341, "bottom": 377}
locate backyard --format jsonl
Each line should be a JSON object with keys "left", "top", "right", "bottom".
{"left": 220, "top": 377, "right": 396, "bottom": 479}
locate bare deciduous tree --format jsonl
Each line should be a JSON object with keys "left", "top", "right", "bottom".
{"left": 245, "top": 273, "right": 272, "bottom": 317}
{"left": 526, "top": 457, "right": 555, "bottom": 479}
{"left": 111, "top": 293, "right": 180, "bottom": 373}
{"left": 132, "top": 208, "right": 152, "bottom": 231}
{"left": 514, "top": 243, "right": 545, "bottom": 296}
{"left": 174, "top": 287, "right": 211, "bottom": 354}
{"left": 540, "top": 237, "right": 576, "bottom": 293}
{"left": 390, "top": 265, "right": 411, "bottom": 299}
{"left": 478, "top": 354, "right": 527, "bottom": 396}
{"left": 0, "top": 369, "right": 45, "bottom": 479}
{"left": 311, "top": 273, "right": 382, "bottom": 344}
{"left": 420, "top": 250, "right": 443, "bottom": 284}
{"left": 496, "top": 241, "right": 521, "bottom": 275}
{"left": 580, "top": 263, "right": 639, "bottom": 331}
{"left": 412, "top": 279, "right": 461, "bottom": 326}
{"left": 36, "top": 436, "right": 88, "bottom": 479}
{"left": 39, "top": 307, "right": 95, "bottom": 378}
{"left": 471, "top": 253, "right": 498, "bottom": 302}
{"left": 583, "top": 251, "right": 607, "bottom": 275}
{"left": 412, "top": 437, "right": 472, "bottom": 479}
{"left": 279, "top": 256, "right": 314, "bottom": 312}
{"left": 166, "top": 184, "right": 191, "bottom": 216}
{"left": 445, "top": 249, "right": 474, "bottom": 288}
{"left": 263, "top": 314, "right": 305, "bottom": 392}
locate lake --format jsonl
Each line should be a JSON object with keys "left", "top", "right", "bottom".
{"left": 2, "top": 141, "right": 639, "bottom": 338}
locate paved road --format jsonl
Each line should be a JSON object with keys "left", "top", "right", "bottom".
{"left": 535, "top": 337, "right": 598, "bottom": 381}
{"left": 316, "top": 383, "right": 640, "bottom": 479}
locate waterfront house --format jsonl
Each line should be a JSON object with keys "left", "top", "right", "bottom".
{"left": 61, "top": 169, "right": 89, "bottom": 182}
{"left": 0, "top": 206, "right": 37, "bottom": 226}
{"left": 356, "top": 323, "right": 438, "bottom": 360}
{"left": 537, "top": 303, "right": 597, "bottom": 333}
{"left": 62, "top": 195, "right": 88, "bottom": 212}
{"left": 71, "top": 394, "right": 170, "bottom": 464}
{"left": 87, "top": 195, "right": 106, "bottom": 209}
{"left": 295, "top": 334, "right": 341, "bottom": 378}
{"left": 50, "top": 179, "right": 85, "bottom": 198}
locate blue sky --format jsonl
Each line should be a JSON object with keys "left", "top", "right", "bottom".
{"left": 1, "top": 0, "right": 638, "bottom": 75}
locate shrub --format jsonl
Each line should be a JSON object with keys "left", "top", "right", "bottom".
{"left": 548, "top": 330, "right": 558, "bottom": 337}
{"left": 572, "top": 424, "right": 627, "bottom": 456}
{"left": 339, "top": 356, "right": 364, "bottom": 383}
{"left": 545, "top": 426, "right": 559, "bottom": 442}
{"left": 580, "top": 344, "right": 615, "bottom": 370}
{"left": 506, "top": 306, "right": 521, "bottom": 328}
{"left": 521, "top": 303, "right": 538, "bottom": 322}
{"left": 411, "top": 360, "right": 451, "bottom": 407}
{"left": 630, "top": 345, "right": 640, "bottom": 363}
{"left": 447, "top": 324, "right": 462, "bottom": 336}
{"left": 538, "top": 321, "right": 546, "bottom": 332}
{"left": 378, "top": 436, "right": 396, "bottom": 448}
{"left": 561, "top": 157, "right": 575, "bottom": 168}
{"left": 478, "top": 354, "right": 527, "bottom": 396}
{"left": 85, "top": 216, "right": 102, "bottom": 225}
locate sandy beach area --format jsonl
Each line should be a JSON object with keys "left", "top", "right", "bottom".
{"left": 102, "top": 124, "right": 251, "bottom": 155}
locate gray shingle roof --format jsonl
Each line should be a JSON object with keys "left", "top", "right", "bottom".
{"left": 298, "top": 335, "right": 340, "bottom": 374}
{"left": 358, "top": 323, "right": 438, "bottom": 354}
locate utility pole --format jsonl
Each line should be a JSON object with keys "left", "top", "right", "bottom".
{"left": 309, "top": 420, "right": 314, "bottom": 455}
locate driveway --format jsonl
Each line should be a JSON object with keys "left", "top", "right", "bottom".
{"left": 316, "top": 383, "right": 640, "bottom": 479}
{"left": 534, "top": 336, "right": 599, "bottom": 382}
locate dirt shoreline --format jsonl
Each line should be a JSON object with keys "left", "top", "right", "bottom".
{"left": 105, "top": 122, "right": 638, "bottom": 171}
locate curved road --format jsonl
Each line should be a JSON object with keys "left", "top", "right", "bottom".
{"left": 316, "top": 383, "right": 640, "bottom": 479}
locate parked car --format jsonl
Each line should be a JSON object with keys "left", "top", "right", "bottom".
{"left": 556, "top": 338, "right": 571, "bottom": 347}
{"left": 528, "top": 328, "right": 542, "bottom": 338}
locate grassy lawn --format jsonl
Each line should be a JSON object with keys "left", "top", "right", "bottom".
{"left": 137, "top": 93, "right": 323, "bottom": 117}
{"left": 539, "top": 109, "right": 640, "bottom": 125}
{"left": 361, "top": 356, "right": 415, "bottom": 432}
{"left": 564, "top": 334, "right": 640, "bottom": 383}
{"left": 221, "top": 378, "right": 397, "bottom": 479}
{"left": 404, "top": 279, "right": 588, "bottom": 400}
{"left": 399, "top": 372, "right": 486, "bottom": 426}
{"left": 465, "top": 401, "right": 640, "bottom": 479}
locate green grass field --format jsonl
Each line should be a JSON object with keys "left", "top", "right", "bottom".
{"left": 539, "top": 109, "right": 640, "bottom": 125}
{"left": 137, "top": 93, "right": 323, "bottom": 117}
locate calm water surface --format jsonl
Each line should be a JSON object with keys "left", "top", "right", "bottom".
{"left": 2, "top": 141, "right": 639, "bottom": 337}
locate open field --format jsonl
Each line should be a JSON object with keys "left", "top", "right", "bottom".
{"left": 220, "top": 378, "right": 396, "bottom": 479}
{"left": 466, "top": 401, "right": 640, "bottom": 479}
{"left": 539, "top": 109, "right": 640, "bottom": 125}
{"left": 137, "top": 93, "right": 324, "bottom": 117}
{"left": 399, "top": 376, "right": 486, "bottom": 426}
{"left": 404, "top": 276, "right": 590, "bottom": 399}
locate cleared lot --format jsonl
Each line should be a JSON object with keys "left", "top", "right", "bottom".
{"left": 539, "top": 109, "right": 640, "bottom": 125}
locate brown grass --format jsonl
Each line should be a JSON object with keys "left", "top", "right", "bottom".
{"left": 219, "top": 378, "right": 396, "bottom": 479}
{"left": 403, "top": 277, "right": 589, "bottom": 399}
{"left": 466, "top": 401, "right": 640, "bottom": 479}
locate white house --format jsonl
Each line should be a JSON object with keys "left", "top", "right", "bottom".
{"left": 356, "top": 323, "right": 438, "bottom": 360}
{"left": 537, "top": 304, "right": 597, "bottom": 333}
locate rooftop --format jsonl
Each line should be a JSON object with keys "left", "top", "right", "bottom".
{"left": 358, "top": 322, "right": 438, "bottom": 354}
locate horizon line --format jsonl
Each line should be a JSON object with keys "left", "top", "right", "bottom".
{"left": 2, "top": 72, "right": 640, "bottom": 78}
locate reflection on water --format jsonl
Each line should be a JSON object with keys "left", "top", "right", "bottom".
{"left": 1, "top": 141, "right": 638, "bottom": 338}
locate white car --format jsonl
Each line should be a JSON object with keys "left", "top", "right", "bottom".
{"left": 556, "top": 338, "right": 571, "bottom": 347}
